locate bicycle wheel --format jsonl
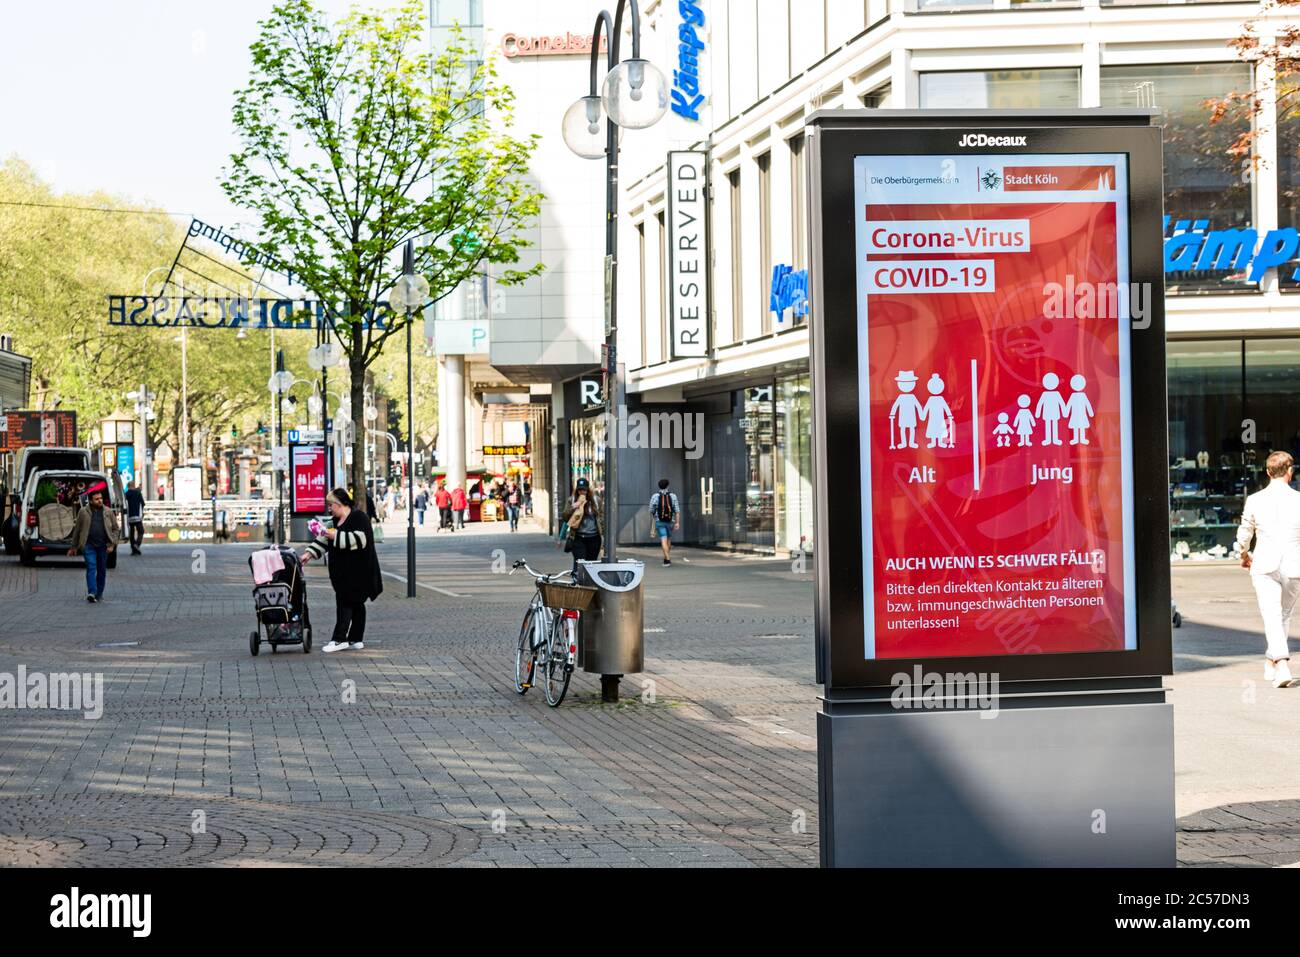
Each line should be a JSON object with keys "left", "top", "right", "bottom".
{"left": 514, "top": 604, "right": 541, "bottom": 694}
{"left": 543, "top": 611, "right": 573, "bottom": 707}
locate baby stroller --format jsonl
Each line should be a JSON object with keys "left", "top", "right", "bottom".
{"left": 247, "top": 545, "right": 312, "bottom": 655}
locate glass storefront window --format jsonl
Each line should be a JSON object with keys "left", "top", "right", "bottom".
{"left": 1276, "top": 75, "right": 1300, "bottom": 290}
{"left": 1100, "top": 63, "right": 1253, "bottom": 294}
{"left": 777, "top": 375, "right": 815, "bottom": 555}
{"left": 1245, "top": 339, "right": 1300, "bottom": 460}
{"left": 568, "top": 415, "right": 605, "bottom": 501}
{"left": 919, "top": 69, "right": 1080, "bottom": 110}
{"left": 743, "top": 386, "right": 776, "bottom": 548}
{"left": 1167, "top": 340, "right": 1252, "bottom": 561}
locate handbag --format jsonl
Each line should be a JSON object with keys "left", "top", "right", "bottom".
{"left": 372, "top": 524, "right": 384, "bottom": 544}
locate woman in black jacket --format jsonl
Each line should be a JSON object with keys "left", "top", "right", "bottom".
{"left": 302, "top": 488, "right": 383, "bottom": 653}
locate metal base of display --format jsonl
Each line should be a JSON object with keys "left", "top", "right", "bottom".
{"left": 817, "top": 678, "right": 1174, "bottom": 867}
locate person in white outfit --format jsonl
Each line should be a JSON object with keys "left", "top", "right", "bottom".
{"left": 1236, "top": 450, "right": 1300, "bottom": 688}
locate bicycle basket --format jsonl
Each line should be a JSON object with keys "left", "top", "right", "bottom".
{"left": 539, "top": 582, "right": 598, "bottom": 612}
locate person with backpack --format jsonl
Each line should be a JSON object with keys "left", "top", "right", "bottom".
{"left": 649, "top": 478, "right": 681, "bottom": 566}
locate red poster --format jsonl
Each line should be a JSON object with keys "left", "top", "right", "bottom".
{"left": 291, "top": 445, "right": 327, "bottom": 514}
{"left": 855, "top": 153, "right": 1136, "bottom": 660}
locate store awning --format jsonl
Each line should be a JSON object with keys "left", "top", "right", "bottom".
{"left": 0, "top": 348, "right": 32, "bottom": 411}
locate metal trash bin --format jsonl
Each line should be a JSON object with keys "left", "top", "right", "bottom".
{"left": 576, "top": 560, "right": 645, "bottom": 698}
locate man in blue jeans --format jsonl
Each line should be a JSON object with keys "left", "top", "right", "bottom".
{"left": 68, "top": 486, "right": 121, "bottom": 603}
{"left": 649, "top": 478, "right": 681, "bottom": 566}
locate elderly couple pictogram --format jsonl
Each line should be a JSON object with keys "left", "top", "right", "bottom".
{"left": 889, "top": 371, "right": 955, "bottom": 450}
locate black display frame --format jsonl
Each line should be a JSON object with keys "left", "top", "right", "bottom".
{"left": 806, "top": 110, "right": 1172, "bottom": 691}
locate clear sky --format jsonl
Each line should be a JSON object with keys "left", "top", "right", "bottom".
{"left": 0, "top": 0, "right": 366, "bottom": 230}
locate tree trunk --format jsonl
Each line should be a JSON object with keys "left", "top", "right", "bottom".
{"left": 349, "top": 312, "right": 367, "bottom": 507}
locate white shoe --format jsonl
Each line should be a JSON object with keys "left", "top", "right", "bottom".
{"left": 1274, "top": 661, "right": 1294, "bottom": 689}
{"left": 322, "top": 641, "right": 349, "bottom": 653}
{"left": 349, "top": 642, "right": 364, "bottom": 650}
{"left": 1265, "top": 659, "right": 1277, "bottom": 682}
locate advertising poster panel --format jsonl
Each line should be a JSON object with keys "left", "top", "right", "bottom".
{"left": 855, "top": 153, "right": 1134, "bottom": 660}
{"left": 808, "top": 116, "right": 1171, "bottom": 689}
{"left": 290, "top": 444, "right": 327, "bottom": 514}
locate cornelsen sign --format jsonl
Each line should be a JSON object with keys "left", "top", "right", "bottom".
{"left": 500, "top": 31, "right": 606, "bottom": 58}
{"left": 106, "top": 295, "right": 395, "bottom": 330}
{"left": 667, "top": 151, "right": 709, "bottom": 358}
{"left": 807, "top": 109, "right": 1173, "bottom": 868}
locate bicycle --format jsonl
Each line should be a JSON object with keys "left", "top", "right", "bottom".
{"left": 510, "top": 559, "right": 597, "bottom": 706}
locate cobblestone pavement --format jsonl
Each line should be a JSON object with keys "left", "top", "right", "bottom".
{"left": 0, "top": 523, "right": 818, "bottom": 867}
{"left": 0, "top": 524, "right": 1294, "bottom": 866}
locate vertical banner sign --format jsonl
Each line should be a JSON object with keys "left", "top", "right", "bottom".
{"left": 855, "top": 152, "right": 1136, "bottom": 660}
{"left": 668, "top": 151, "right": 709, "bottom": 358}
{"left": 290, "top": 444, "right": 327, "bottom": 514}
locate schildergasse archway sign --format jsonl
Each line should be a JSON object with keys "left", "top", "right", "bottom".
{"left": 806, "top": 110, "right": 1173, "bottom": 868}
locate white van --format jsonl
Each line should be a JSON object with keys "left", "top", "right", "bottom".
{"left": 15, "top": 468, "right": 125, "bottom": 567}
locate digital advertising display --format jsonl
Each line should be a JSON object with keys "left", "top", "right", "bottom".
{"left": 855, "top": 153, "right": 1134, "bottom": 660}
{"left": 807, "top": 115, "right": 1171, "bottom": 689}
{"left": 290, "top": 443, "right": 327, "bottom": 514}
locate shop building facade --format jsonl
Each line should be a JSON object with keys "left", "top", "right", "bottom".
{"left": 592, "top": 0, "right": 1294, "bottom": 559}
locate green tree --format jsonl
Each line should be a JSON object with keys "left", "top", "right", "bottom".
{"left": 222, "top": 0, "right": 543, "bottom": 493}
{"left": 0, "top": 157, "right": 304, "bottom": 470}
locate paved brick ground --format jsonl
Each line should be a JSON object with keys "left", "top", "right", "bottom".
{"left": 0, "top": 523, "right": 1295, "bottom": 866}
{"left": 0, "top": 523, "right": 818, "bottom": 867}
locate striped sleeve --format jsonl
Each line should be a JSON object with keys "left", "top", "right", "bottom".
{"left": 304, "top": 539, "right": 327, "bottom": 561}
{"left": 336, "top": 528, "right": 368, "bottom": 550}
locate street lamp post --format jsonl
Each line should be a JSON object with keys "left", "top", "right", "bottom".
{"left": 268, "top": 355, "right": 312, "bottom": 545}
{"left": 563, "top": 0, "right": 667, "bottom": 704}
{"left": 388, "top": 240, "right": 430, "bottom": 599}
{"left": 562, "top": 0, "right": 668, "bottom": 565}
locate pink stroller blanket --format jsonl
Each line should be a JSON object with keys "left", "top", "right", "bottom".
{"left": 250, "top": 547, "right": 286, "bottom": 584}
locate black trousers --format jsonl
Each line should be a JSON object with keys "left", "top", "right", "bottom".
{"left": 332, "top": 594, "right": 367, "bottom": 644}
{"left": 571, "top": 533, "right": 602, "bottom": 571}
{"left": 129, "top": 521, "right": 143, "bottom": 550}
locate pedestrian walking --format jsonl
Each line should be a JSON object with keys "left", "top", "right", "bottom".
{"left": 523, "top": 479, "right": 533, "bottom": 517}
{"left": 560, "top": 478, "right": 603, "bottom": 571}
{"left": 451, "top": 484, "right": 467, "bottom": 530}
{"left": 124, "top": 480, "right": 145, "bottom": 555}
{"left": 505, "top": 480, "right": 522, "bottom": 532}
{"left": 649, "top": 478, "right": 681, "bottom": 565}
{"left": 301, "top": 487, "right": 383, "bottom": 653}
{"left": 434, "top": 481, "right": 453, "bottom": 531}
{"left": 68, "top": 484, "right": 120, "bottom": 603}
{"left": 1237, "top": 450, "right": 1300, "bottom": 688}
{"left": 414, "top": 486, "right": 428, "bottom": 526}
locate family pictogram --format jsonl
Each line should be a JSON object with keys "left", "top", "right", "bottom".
{"left": 992, "top": 372, "right": 1094, "bottom": 448}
